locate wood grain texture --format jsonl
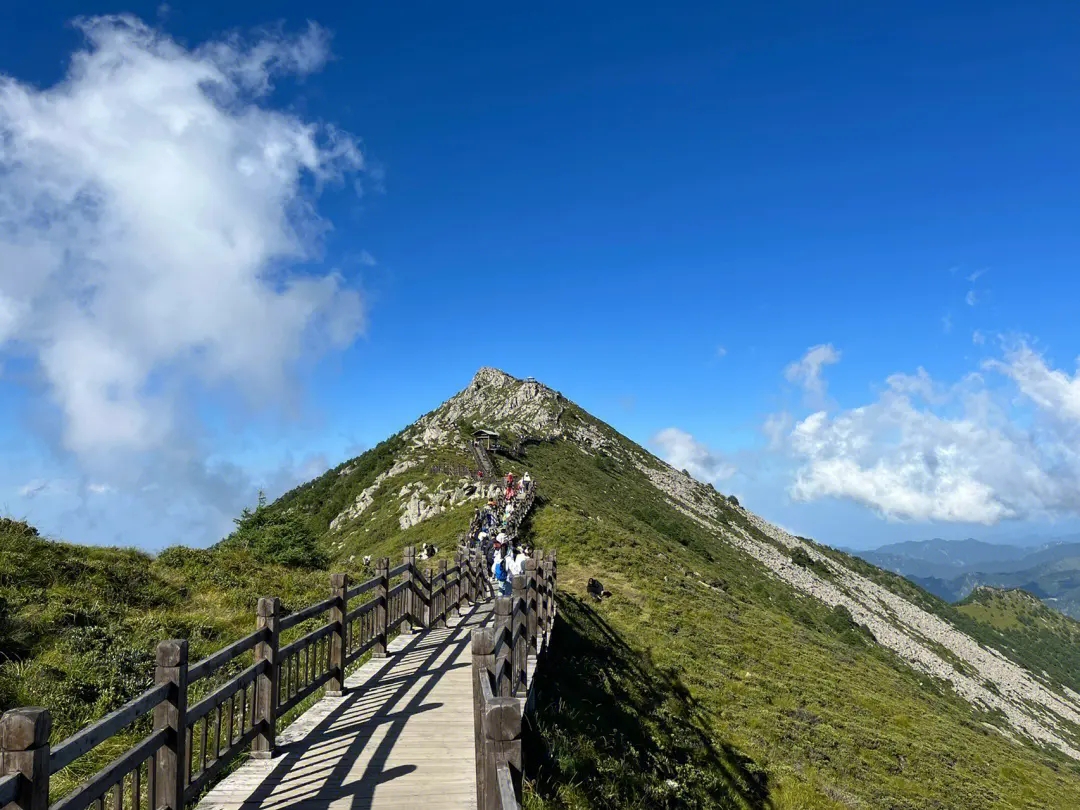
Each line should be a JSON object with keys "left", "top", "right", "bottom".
{"left": 195, "top": 602, "right": 491, "bottom": 810}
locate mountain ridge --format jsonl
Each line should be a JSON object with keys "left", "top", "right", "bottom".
{"left": 6, "top": 367, "right": 1080, "bottom": 807}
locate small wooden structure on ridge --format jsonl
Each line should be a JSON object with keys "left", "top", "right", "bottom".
{"left": 473, "top": 428, "right": 500, "bottom": 451}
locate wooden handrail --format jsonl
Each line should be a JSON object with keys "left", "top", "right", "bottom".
{"left": 1, "top": 482, "right": 543, "bottom": 810}
{"left": 187, "top": 629, "right": 267, "bottom": 682}
{"left": 471, "top": 542, "right": 557, "bottom": 810}
{"left": 50, "top": 683, "right": 170, "bottom": 773}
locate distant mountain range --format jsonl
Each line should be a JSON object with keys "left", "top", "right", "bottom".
{"left": 855, "top": 536, "right": 1080, "bottom": 618}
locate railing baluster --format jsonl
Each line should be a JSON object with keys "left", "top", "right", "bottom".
{"left": 375, "top": 558, "right": 389, "bottom": 657}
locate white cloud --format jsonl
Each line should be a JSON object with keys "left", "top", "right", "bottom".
{"left": 763, "top": 411, "right": 793, "bottom": 450}
{"left": 784, "top": 344, "right": 840, "bottom": 400}
{"left": 966, "top": 289, "right": 978, "bottom": 307}
{"left": 942, "top": 313, "right": 953, "bottom": 334}
{"left": 0, "top": 16, "right": 365, "bottom": 541}
{"left": 774, "top": 342, "right": 1080, "bottom": 523}
{"left": 716, "top": 345, "right": 727, "bottom": 358}
{"left": 967, "top": 269, "right": 986, "bottom": 283}
{"left": 652, "top": 428, "right": 736, "bottom": 484}
{"left": 973, "top": 330, "right": 985, "bottom": 345}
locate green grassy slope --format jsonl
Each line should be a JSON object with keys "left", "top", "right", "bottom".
{"left": 5, "top": 370, "right": 1080, "bottom": 809}
{"left": 515, "top": 440, "right": 1080, "bottom": 809}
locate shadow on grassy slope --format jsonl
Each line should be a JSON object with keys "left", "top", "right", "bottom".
{"left": 524, "top": 594, "right": 772, "bottom": 810}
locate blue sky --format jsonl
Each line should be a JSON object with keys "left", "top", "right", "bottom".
{"left": 2, "top": 1, "right": 1080, "bottom": 550}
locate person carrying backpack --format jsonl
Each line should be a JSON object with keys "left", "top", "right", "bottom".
{"left": 491, "top": 543, "right": 512, "bottom": 595}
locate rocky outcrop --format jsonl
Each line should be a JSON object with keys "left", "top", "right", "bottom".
{"left": 639, "top": 449, "right": 1080, "bottom": 760}
{"left": 329, "top": 458, "right": 419, "bottom": 531}
{"left": 398, "top": 478, "right": 484, "bottom": 530}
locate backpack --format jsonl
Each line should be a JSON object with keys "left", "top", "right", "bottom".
{"left": 494, "top": 558, "right": 508, "bottom": 582}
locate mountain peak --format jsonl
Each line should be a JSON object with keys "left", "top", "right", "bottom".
{"left": 469, "top": 366, "right": 520, "bottom": 389}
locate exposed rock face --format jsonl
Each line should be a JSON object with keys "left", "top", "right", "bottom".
{"left": 329, "top": 458, "right": 419, "bottom": 531}
{"left": 640, "top": 451, "right": 1080, "bottom": 760}
{"left": 411, "top": 367, "right": 566, "bottom": 449}
{"left": 398, "top": 479, "right": 484, "bottom": 530}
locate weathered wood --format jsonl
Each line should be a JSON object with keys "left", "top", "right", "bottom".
{"left": 51, "top": 684, "right": 168, "bottom": 773}
{"left": 479, "top": 699, "right": 522, "bottom": 810}
{"left": 1, "top": 707, "right": 51, "bottom": 810}
{"left": 187, "top": 630, "right": 266, "bottom": 683}
{"left": 496, "top": 762, "right": 519, "bottom": 810}
{"left": 0, "top": 774, "right": 18, "bottom": 808}
{"left": 437, "top": 560, "right": 449, "bottom": 628}
{"left": 524, "top": 558, "right": 538, "bottom": 656}
{"left": 345, "top": 574, "right": 379, "bottom": 600}
{"left": 153, "top": 640, "right": 187, "bottom": 810}
{"left": 327, "top": 573, "right": 348, "bottom": 696}
{"left": 423, "top": 566, "right": 433, "bottom": 629}
{"left": 535, "top": 551, "right": 546, "bottom": 632}
{"left": 277, "top": 595, "right": 336, "bottom": 632}
{"left": 51, "top": 730, "right": 166, "bottom": 810}
{"left": 493, "top": 597, "right": 513, "bottom": 698}
{"left": 197, "top": 601, "right": 491, "bottom": 810}
{"left": 252, "top": 598, "right": 280, "bottom": 760}
{"left": 186, "top": 662, "right": 265, "bottom": 725}
{"left": 181, "top": 725, "right": 257, "bottom": 803}
{"left": 374, "top": 557, "right": 389, "bottom": 658}
{"left": 511, "top": 575, "right": 527, "bottom": 694}
{"left": 402, "top": 547, "right": 416, "bottom": 632}
{"left": 470, "top": 627, "right": 496, "bottom": 809}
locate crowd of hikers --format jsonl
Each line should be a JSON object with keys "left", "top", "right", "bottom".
{"left": 465, "top": 470, "right": 535, "bottom": 596}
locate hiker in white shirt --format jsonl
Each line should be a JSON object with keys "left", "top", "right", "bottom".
{"left": 508, "top": 545, "right": 529, "bottom": 578}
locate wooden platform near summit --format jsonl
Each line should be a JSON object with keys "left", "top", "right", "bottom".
{"left": 196, "top": 603, "right": 491, "bottom": 810}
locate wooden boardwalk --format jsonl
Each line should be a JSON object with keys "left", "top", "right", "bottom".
{"left": 196, "top": 602, "right": 492, "bottom": 810}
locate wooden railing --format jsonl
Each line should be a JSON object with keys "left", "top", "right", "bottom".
{"left": 472, "top": 549, "right": 558, "bottom": 810}
{"left": 0, "top": 548, "right": 489, "bottom": 810}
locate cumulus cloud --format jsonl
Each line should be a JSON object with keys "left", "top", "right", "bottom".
{"left": 652, "top": 428, "right": 736, "bottom": 483}
{"left": 0, "top": 16, "right": 364, "bottom": 541}
{"left": 784, "top": 344, "right": 840, "bottom": 400}
{"left": 774, "top": 342, "right": 1080, "bottom": 523}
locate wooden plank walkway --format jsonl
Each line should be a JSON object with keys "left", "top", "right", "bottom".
{"left": 197, "top": 601, "right": 492, "bottom": 810}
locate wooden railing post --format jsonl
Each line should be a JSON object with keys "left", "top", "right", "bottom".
{"left": 524, "top": 558, "right": 538, "bottom": 655}
{"left": 535, "top": 549, "right": 548, "bottom": 633}
{"left": 423, "top": 566, "right": 433, "bottom": 629}
{"left": 374, "top": 558, "right": 389, "bottom": 658}
{"left": 471, "top": 627, "right": 496, "bottom": 809}
{"left": 252, "top": 597, "right": 280, "bottom": 759}
{"left": 493, "top": 596, "right": 513, "bottom": 698}
{"left": 1, "top": 708, "right": 51, "bottom": 810}
{"left": 328, "top": 573, "right": 349, "bottom": 696}
{"left": 437, "top": 560, "right": 449, "bottom": 628}
{"left": 480, "top": 699, "right": 522, "bottom": 810}
{"left": 402, "top": 547, "right": 416, "bottom": 632}
{"left": 153, "top": 639, "right": 188, "bottom": 810}
{"left": 468, "top": 550, "right": 479, "bottom": 604}
{"left": 549, "top": 549, "right": 558, "bottom": 608}
{"left": 511, "top": 575, "right": 527, "bottom": 694}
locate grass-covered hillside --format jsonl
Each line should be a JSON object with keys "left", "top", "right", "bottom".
{"left": 5, "top": 368, "right": 1080, "bottom": 809}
